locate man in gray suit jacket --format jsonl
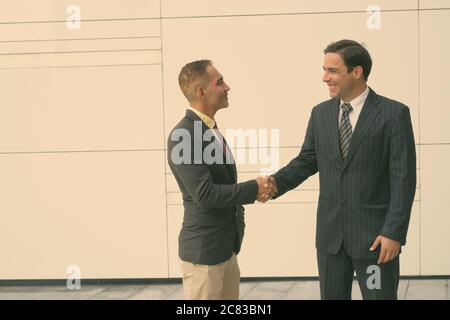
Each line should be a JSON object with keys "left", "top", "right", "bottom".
{"left": 167, "top": 60, "right": 276, "bottom": 300}
{"left": 270, "top": 40, "right": 416, "bottom": 299}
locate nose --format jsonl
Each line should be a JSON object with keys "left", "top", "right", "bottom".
{"left": 224, "top": 82, "right": 230, "bottom": 92}
{"left": 322, "top": 71, "right": 330, "bottom": 83}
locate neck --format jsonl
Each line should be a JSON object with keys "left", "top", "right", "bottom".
{"left": 190, "top": 102, "right": 216, "bottom": 119}
{"left": 341, "top": 82, "right": 368, "bottom": 102}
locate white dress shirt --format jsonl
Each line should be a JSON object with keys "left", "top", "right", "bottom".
{"left": 339, "top": 86, "right": 370, "bottom": 129}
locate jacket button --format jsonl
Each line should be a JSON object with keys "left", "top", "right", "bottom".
{"left": 341, "top": 200, "right": 347, "bottom": 206}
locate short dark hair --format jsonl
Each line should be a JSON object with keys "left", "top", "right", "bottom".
{"left": 324, "top": 40, "right": 372, "bottom": 81}
{"left": 178, "top": 60, "right": 212, "bottom": 102}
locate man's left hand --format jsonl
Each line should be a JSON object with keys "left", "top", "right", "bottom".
{"left": 370, "top": 235, "right": 401, "bottom": 264}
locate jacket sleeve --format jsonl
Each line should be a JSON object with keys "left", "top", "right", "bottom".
{"left": 169, "top": 162, "right": 258, "bottom": 209}
{"left": 271, "top": 108, "right": 318, "bottom": 198}
{"left": 380, "top": 106, "right": 417, "bottom": 244}
{"left": 167, "top": 130, "right": 258, "bottom": 209}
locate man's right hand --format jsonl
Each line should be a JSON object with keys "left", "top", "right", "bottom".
{"left": 255, "top": 176, "right": 278, "bottom": 203}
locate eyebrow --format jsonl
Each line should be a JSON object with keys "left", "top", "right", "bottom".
{"left": 323, "top": 67, "right": 339, "bottom": 71}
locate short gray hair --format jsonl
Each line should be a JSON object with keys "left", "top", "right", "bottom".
{"left": 178, "top": 60, "right": 212, "bottom": 102}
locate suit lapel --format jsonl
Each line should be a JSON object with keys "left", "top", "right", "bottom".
{"left": 228, "top": 158, "right": 237, "bottom": 183}
{"left": 222, "top": 136, "right": 237, "bottom": 183}
{"left": 325, "top": 98, "right": 343, "bottom": 164}
{"left": 186, "top": 109, "right": 236, "bottom": 182}
{"left": 343, "top": 88, "right": 381, "bottom": 169}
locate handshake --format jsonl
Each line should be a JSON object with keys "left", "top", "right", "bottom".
{"left": 255, "top": 176, "right": 278, "bottom": 203}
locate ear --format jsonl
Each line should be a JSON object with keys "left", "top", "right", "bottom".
{"left": 354, "top": 66, "right": 364, "bottom": 80}
{"left": 195, "top": 86, "right": 205, "bottom": 100}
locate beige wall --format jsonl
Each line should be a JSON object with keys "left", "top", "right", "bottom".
{"left": 0, "top": 0, "right": 448, "bottom": 280}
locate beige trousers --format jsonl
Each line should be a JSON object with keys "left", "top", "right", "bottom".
{"left": 179, "top": 253, "right": 240, "bottom": 300}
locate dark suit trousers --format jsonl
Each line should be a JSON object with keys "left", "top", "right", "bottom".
{"left": 317, "top": 244, "right": 399, "bottom": 300}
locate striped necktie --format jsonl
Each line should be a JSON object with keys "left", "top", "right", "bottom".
{"left": 339, "top": 102, "right": 353, "bottom": 159}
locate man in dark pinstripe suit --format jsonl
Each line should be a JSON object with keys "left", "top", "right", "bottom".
{"left": 270, "top": 40, "right": 416, "bottom": 299}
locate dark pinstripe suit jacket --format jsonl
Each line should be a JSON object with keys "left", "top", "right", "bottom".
{"left": 273, "top": 88, "right": 416, "bottom": 259}
{"left": 167, "top": 110, "right": 258, "bottom": 265}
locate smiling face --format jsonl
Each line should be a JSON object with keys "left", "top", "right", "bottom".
{"left": 322, "top": 52, "right": 362, "bottom": 101}
{"left": 203, "top": 64, "right": 230, "bottom": 113}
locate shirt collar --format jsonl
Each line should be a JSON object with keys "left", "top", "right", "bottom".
{"left": 340, "top": 86, "right": 370, "bottom": 110}
{"left": 189, "top": 107, "right": 216, "bottom": 129}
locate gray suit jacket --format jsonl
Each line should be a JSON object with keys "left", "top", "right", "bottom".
{"left": 273, "top": 88, "right": 416, "bottom": 259}
{"left": 167, "top": 110, "right": 258, "bottom": 265}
